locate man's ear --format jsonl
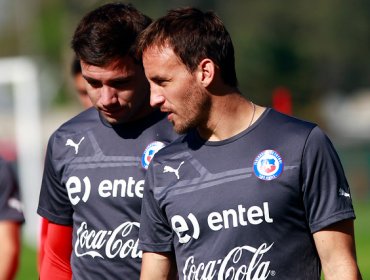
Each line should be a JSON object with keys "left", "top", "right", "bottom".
{"left": 196, "top": 58, "right": 215, "bottom": 87}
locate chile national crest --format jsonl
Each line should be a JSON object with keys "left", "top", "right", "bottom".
{"left": 141, "top": 141, "right": 166, "bottom": 169}
{"left": 253, "top": 149, "right": 283, "bottom": 181}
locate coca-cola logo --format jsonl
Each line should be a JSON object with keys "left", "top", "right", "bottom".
{"left": 183, "top": 243, "right": 275, "bottom": 280}
{"left": 74, "top": 221, "right": 142, "bottom": 259}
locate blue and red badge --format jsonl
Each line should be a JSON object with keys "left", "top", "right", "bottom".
{"left": 253, "top": 150, "right": 283, "bottom": 180}
{"left": 141, "top": 141, "right": 166, "bottom": 169}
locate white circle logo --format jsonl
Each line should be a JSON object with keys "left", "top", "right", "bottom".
{"left": 253, "top": 150, "right": 283, "bottom": 180}
{"left": 141, "top": 141, "right": 166, "bottom": 169}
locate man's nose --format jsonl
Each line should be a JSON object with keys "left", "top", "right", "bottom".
{"left": 150, "top": 86, "right": 165, "bottom": 108}
{"left": 100, "top": 86, "right": 117, "bottom": 106}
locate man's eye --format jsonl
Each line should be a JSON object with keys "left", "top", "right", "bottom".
{"left": 111, "top": 81, "right": 129, "bottom": 89}
{"left": 154, "top": 79, "right": 168, "bottom": 86}
{"left": 88, "top": 81, "right": 101, "bottom": 88}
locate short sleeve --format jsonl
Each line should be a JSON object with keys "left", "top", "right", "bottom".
{"left": 0, "top": 159, "right": 25, "bottom": 223}
{"left": 37, "top": 135, "right": 73, "bottom": 225}
{"left": 302, "top": 126, "right": 355, "bottom": 233}
{"left": 139, "top": 162, "right": 173, "bottom": 252}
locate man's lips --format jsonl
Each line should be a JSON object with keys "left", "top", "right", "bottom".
{"left": 100, "top": 106, "right": 124, "bottom": 114}
{"left": 161, "top": 108, "right": 174, "bottom": 121}
{"left": 100, "top": 109, "right": 123, "bottom": 119}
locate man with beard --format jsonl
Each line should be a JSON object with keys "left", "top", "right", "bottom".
{"left": 137, "top": 7, "right": 362, "bottom": 280}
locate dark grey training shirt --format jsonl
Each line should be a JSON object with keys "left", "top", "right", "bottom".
{"left": 0, "top": 157, "right": 24, "bottom": 223}
{"left": 139, "top": 108, "right": 355, "bottom": 280}
{"left": 38, "top": 107, "right": 178, "bottom": 279}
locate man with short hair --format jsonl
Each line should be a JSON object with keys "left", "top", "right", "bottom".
{"left": 37, "top": 3, "right": 177, "bottom": 279}
{"left": 138, "top": 7, "right": 362, "bottom": 280}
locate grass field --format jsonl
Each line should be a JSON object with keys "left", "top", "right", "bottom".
{"left": 353, "top": 200, "right": 370, "bottom": 278}
{"left": 15, "top": 200, "right": 369, "bottom": 279}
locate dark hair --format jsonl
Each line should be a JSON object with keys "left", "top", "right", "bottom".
{"left": 71, "top": 56, "right": 81, "bottom": 76}
{"left": 71, "top": 2, "right": 152, "bottom": 67}
{"left": 137, "top": 7, "right": 237, "bottom": 87}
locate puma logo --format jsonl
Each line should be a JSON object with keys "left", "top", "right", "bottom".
{"left": 339, "top": 188, "right": 350, "bottom": 198}
{"left": 163, "top": 161, "right": 184, "bottom": 180}
{"left": 66, "top": 137, "right": 85, "bottom": 154}
{"left": 8, "top": 198, "right": 23, "bottom": 213}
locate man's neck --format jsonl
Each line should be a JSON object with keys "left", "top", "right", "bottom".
{"left": 197, "top": 92, "right": 262, "bottom": 141}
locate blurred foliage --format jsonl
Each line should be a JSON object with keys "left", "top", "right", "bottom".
{"left": 0, "top": 0, "right": 369, "bottom": 109}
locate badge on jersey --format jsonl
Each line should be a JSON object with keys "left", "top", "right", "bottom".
{"left": 141, "top": 141, "right": 166, "bottom": 169}
{"left": 253, "top": 149, "right": 283, "bottom": 180}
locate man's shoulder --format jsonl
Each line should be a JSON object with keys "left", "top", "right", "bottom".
{"left": 51, "top": 107, "right": 99, "bottom": 138}
{"left": 46, "top": 108, "right": 100, "bottom": 155}
{"left": 263, "top": 108, "right": 317, "bottom": 134}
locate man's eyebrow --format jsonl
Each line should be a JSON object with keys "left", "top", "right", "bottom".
{"left": 82, "top": 75, "right": 132, "bottom": 83}
{"left": 149, "top": 74, "right": 168, "bottom": 81}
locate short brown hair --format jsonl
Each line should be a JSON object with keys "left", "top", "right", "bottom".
{"left": 72, "top": 2, "right": 151, "bottom": 67}
{"left": 137, "top": 7, "right": 238, "bottom": 87}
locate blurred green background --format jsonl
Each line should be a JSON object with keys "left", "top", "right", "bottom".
{"left": 0, "top": 0, "right": 368, "bottom": 279}
{"left": 2, "top": 0, "right": 370, "bottom": 109}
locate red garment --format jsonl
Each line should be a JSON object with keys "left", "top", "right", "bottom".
{"left": 39, "top": 221, "right": 73, "bottom": 280}
{"left": 38, "top": 218, "right": 48, "bottom": 272}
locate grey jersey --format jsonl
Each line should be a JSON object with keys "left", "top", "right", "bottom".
{"left": 38, "top": 108, "right": 178, "bottom": 279}
{"left": 0, "top": 158, "right": 24, "bottom": 223}
{"left": 139, "top": 108, "right": 355, "bottom": 280}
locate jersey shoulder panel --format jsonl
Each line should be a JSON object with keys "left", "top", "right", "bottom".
{"left": 46, "top": 108, "right": 101, "bottom": 159}
{"left": 55, "top": 107, "right": 100, "bottom": 136}
{"left": 264, "top": 109, "right": 317, "bottom": 134}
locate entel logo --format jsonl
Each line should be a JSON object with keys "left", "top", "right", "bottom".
{"left": 172, "top": 214, "right": 200, "bottom": 244}
{"left": 67, "top": 176, "right": 91, "bottom": 205}
{"left": 66, "top": 176, "right": 144, "bottom": 205}
{"left": 171, "top": 202, "right": 273, "bottom": 244}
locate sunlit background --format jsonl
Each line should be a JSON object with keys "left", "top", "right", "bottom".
{"left": 0, "top": 0, "right": 369, "bottom": 279}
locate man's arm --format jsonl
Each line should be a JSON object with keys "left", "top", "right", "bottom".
{"left": 313, "top": 219, "right": 362, "bottom": 280}
{"left": 38, "top": 217, "right": 49, "bottom": 272}
{"left": 140, "top": 252, "right": 177, "bottom": 280}
{"left": 40, "top": 222, "right": 73, "bottom": 280}
{"left": 0, "top": 221, "right": 21, "bottom": 280}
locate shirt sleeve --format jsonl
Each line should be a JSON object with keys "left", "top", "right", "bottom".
{"left": 302, "top": 126, "right": 355, "bottom": 233}
{"left": 139, "top": 162, "right": 174, "bottom": 252}
{"left": 37, "top": 134, "right": 73, "bottom": 225}
{"left": 0, "top": 159, "right": 25, "bottom": 223}
{"left": 39, "top": 222, "right": 72, "bottom": 280}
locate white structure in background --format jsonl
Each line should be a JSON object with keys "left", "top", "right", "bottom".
{"left": 0, "top": 56, "right": 43, "bottom": 245}
{"left": 320, "top": 89, "right": 370, "bottom": 145}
